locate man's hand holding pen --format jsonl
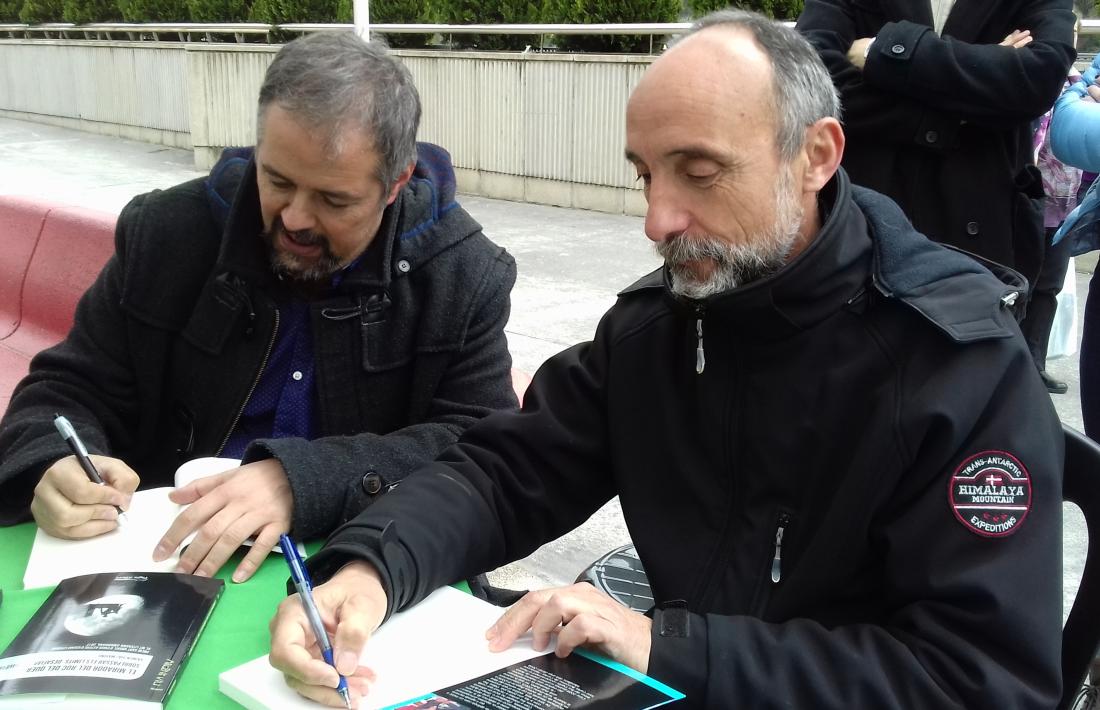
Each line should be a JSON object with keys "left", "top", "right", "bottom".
{"left": 270, "top": 560, "right": 387, "bottom": 709}
{"left": 31, "top": 453, "right": 137, "bottom": 539}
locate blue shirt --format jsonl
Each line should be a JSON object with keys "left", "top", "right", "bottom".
{"left": 222, "top": 255, "right": 366, "bottom": 458}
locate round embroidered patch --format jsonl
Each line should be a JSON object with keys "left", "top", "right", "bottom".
{"left": 949, "top": 451, "right": 1032, "bottom": 538}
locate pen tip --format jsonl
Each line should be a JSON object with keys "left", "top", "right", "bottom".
{"left": 117, "top": 512, "right": 129, "bottom": 526}
{"left": 340, "top": 688, "right": 352, "bottom": 709}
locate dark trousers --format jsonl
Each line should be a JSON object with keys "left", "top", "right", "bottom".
{"left": 1021, "top": 228, "right": 1073, "bottom": 370}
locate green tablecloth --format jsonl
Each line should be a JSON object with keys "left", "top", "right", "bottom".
{"left": 0, "top": 522, "right": 314, "bottom": 708}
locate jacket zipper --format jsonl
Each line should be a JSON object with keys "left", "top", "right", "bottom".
{"left": 695, "top": 309, "right": 706, "bottom": 374}
{"left": 216, "top": 308, "right": 280, "bottom": 455}
{"left": 770, "top": 511, "right": 791, "bottom": 584}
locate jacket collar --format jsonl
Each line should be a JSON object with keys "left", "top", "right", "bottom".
{"left": 659, "top": 168, "right": 872, "bottom": 342}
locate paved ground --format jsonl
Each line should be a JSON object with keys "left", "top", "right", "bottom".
{"left": 0, "top": 116, "right": 1088, "bottom": 620}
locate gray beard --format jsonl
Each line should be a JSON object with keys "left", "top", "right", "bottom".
{"left": 657, "top": 173, "right": 804, "bottom": 300}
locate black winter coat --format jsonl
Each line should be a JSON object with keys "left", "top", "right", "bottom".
{"left": 797, "top": 0, "right": 1076, "bottom": 286}
{"left": 0, "top": 144, "right": 518, "bottom": 539}
{"left": 306, "top": 172, "right": 1063, "bottom": 708}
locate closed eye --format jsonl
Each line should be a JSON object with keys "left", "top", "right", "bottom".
{"left": 686, "top": 172, "right": 719, "bottom": 186}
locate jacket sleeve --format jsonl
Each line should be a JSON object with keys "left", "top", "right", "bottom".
{"left": 798, "top": 0, "right": 1075, "bottom": 134}
{"left": 0, "top": 196, "right": 148, "bottom": 525}
{"left": 303, "top": 324, "right": 619, "bottom": 620}
{"left": 647, "top": 337, "right": 1063, "bottom": 708}
{"left": 1051, "top": 56, "right": 1100, "bottom": 172}
{"left": 249, "top": 249, "right": 524, "bottom": 540}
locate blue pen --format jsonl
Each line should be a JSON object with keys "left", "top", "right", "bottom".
{"left": 279, "top": 534, "right": 352, "bottom": 709}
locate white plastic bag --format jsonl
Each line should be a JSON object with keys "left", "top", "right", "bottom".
{"left": 1048, "top": 256, "right": 1079, "bottom": 360}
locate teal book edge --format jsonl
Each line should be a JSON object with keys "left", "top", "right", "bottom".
{"left": 573, "top": 648, "right": 686, "bottom": 702}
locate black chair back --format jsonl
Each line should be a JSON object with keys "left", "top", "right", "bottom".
{"left": 1061, "top": 425, "right": 1100, "bottom": 709}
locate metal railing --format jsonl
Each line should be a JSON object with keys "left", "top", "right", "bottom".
{"left": 2, "top": 18, "right": 1099, "bottom": 54}
{"left": 0, "top": 20, "right": 716, "bottom": 49}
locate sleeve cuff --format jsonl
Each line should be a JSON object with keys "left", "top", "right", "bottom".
{"left": 646, "top": 606, "right": 709, "bottom": 702}
{"left": 244, "top": 437, "right": 341, "bottom": 539}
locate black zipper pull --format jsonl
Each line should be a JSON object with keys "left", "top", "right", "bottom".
{"left": 770, "top": 512, "right": 791, "bottom": 584}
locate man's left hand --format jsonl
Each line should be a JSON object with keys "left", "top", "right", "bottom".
{"left": 485, "top": 582, "right": 652, "bottom": 674}
{"left": 153, "top": 460, "right": 293, "bottom": 583}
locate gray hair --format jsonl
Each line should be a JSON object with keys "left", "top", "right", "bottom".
{"left": 257, "top": 32, "right": 421, "bottom": 188}
{"left": 678, "top": 10, "right": 840, "bottom": 161}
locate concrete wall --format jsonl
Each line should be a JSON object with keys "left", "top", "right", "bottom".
{"left": 0, "top": 40, "right": 650, "bottom": 215}
{"left": 0, "top": 41, "right": 192, "bottom": 148}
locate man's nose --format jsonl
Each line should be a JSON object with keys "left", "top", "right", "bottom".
{"left": 280, "top": 193, "right": 315, "bottom": 232}
{"left": 643, "top": 183, "right": 690, "bottom": 243}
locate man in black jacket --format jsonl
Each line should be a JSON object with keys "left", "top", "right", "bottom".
{"left": 0, "top": 33, "right": 517, "bottom": 583}
{"left": 269, "top": 12, "right": 1062, "bottom": 708}
{"left": 796, "top": 0, "right": 1076, "bottom": 287}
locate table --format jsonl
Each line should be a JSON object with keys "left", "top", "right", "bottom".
{"left": 1, "top": 522, "right": 316, "bottom": 708}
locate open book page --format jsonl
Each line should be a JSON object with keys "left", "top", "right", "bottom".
{"left": 21, "top": 458, "right": 242, "bottom": 590}
{"left": 22, "top": 488, "right": 183, "bottom": 590}
{"left": 220, "top": 587, "right": 550, "bottom": 710}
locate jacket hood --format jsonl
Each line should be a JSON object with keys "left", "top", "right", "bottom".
{"left": 854, "top": 184, "right": 1024, "bottom": 342}
{"left": 622, "top": 168, "right": 1020, "bottom": 343}
{"left": 203, "top": 142, "right": 482, "bottom": 290}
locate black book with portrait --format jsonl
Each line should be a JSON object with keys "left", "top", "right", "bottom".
{"left": 0, "top": 571, "right": 223, "bottom": 708}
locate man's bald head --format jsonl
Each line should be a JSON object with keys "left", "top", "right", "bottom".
{"left": 658, "top": 10, "right": 840, "bottom": 162}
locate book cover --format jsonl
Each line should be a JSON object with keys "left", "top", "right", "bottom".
{"left": 0, "top": 572, "right": 223, "bottom": 707}
{"left": 220, "top": 586, "right": 683, "bottom": 710}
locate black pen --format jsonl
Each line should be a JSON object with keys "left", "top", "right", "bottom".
{"left": 53, "top": 414, "right": 128, "bottom": 525}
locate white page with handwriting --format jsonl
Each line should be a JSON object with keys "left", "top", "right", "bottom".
{"left": 220, "top": 586, "right": 551, "bottom": 710}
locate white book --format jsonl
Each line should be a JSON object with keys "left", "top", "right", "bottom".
{"left": 219, "top": 586, "right": 551, "bottom": 710}
{"left": 21, "top": 457, "right": 241, "bottom": 590}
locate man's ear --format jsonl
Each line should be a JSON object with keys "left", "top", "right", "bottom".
{"left": 385, "top": 162, "right": 416, "bottom": 205}
{"left": 799, "top": 117, "right": 845, "bottom": 194}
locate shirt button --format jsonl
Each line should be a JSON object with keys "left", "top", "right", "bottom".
{"left": 966, "top": 221, "right": 980, "bottom": 235}
{"left": 891, "top": 44, "right": 906, "bottom": 54}
{"left": 292, "top": 370, "right": 303, "bottom": 381}
{"left": 924, "top": 130, "right": 938, "bottom": 144}
{"left": 361, "top": 472, "right": 383, "bottom": 495}
{"left": 397, "top": 259, "right": 411, "bottom": 273}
